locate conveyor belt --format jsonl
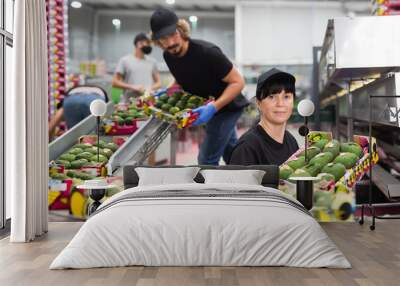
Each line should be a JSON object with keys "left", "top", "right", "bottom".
{"left": 49, "top": 102, "right": 174, "bottom": 176}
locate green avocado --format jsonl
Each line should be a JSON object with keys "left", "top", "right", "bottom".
{"left": 313, "top": 139, "right": 329, "bottom": 150}
{"left": 74, "top": 143, "right": 92, "bottom": 149}
{"left": 161, "top": 103, "right": 172, "bottom": 112}
{"left": 176, "top": 100, "right": 186, "bottom": 110}
{"left": 303, "top": 162, "right": 323, "bottom": 177}
{"left": 167, "top": 97, "right": 178, "bottom": 106}
{"left": 125, "top": 117, "right": 134, "bottom": 125}
{"left": 289, "top": 168, "right": 311, "bottom": 179}
{"left": 159, "top": 94, "right": 169, "bottom": 102}
{"left": 299, "top": 146, "right": 321, "bottom": 160}
{"left": 69, "top": 159, "right": 86, "bottom": 169}
{"left": 155, "top": 101, "right": 163, "bottom": 109}
{"left": 76, "top": 152, "right": 93, "bottom": 161}
{"left": 323, "top": 139, "right": 340, "bottom": 157}
{"left": 309, "top": 152, "right": 334, "bottom": 166}
{"left": 185, "top": 103, "right": 197, "bottom": 110}
{"left": 279, "top": 164, "right": 294, "bottom": 180}
{"left": 287, "top": 156, "right": 306, "bottom": 170}
{"left": 93, "top": 140, "right": 107, "bottom": 148}
{"left": 333, "top": 152, "right": 359, "bottom": 169}
{"left": 50, "top": 173, "right": 68, "bottom": 180}
{"left": 59, "top": 153, "right": 76, "bottom": 162}
{"left": 68, "top": 147, "right": 83, "bottom": 155}
{"left": 321, "top": 162, "right": 346, "bottom": 182}
{"left": 105, "top": 142, "right": 118, "bottom": 152}
{"left": 340, "top": 142, "right": 363, "bottom": 158}
{"left": 169, "top": 106, "right": 180, "bottom": 115}
{"left": 55, "top": 160, "right": 71, "bottom": 169}
{"left": 90, "top": 154, "right": 108, "bottom": 163}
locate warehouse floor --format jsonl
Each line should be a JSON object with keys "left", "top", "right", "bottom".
{"left": 1, "top": 220, "right": 399, "bottom": 286}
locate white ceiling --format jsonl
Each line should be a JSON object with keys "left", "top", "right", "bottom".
{"left": 79, "top": 0, "right": 370, "bottom": 13}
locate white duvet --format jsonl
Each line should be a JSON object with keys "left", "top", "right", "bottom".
{"left": 50, "top": 183, "right": 351, "bottom": 269}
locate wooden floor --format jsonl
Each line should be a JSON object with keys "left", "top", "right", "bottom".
{"left": 0, "top": 220, "right": 399, "bottom": 286}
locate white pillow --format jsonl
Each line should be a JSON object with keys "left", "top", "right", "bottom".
{"left": 200, "top": 169, "right": 266, "bottom": 185}
{"left": 135, "top": 167, "right": 200, "bottom": 186}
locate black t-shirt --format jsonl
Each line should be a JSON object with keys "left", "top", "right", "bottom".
{"left": 163, "top": 39, "right": 249, "bottom": 113}
{"left": 229, "top": 125, "right": 299, "bottom": 166}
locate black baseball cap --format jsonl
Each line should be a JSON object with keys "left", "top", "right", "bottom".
{"left": 256, "top": 68, "right": 296, "bottom": 99}
{"left": 150, "top": 8, "right": 178, "bottom": 40}
{"left": 134, "top": 32, "right": 150, "bottom": 46}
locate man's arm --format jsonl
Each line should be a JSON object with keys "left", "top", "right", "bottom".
{"left": 213, "top": 66, "right": 245, "bottom": 111}
{"left": 112, "top": 73, "right": 144, "bottom": 93}
{"left": 48, "top": 108, "right": 64, "bottom": 138}
{"left": 151, "top": 69, "right": 161, "bottom": 91}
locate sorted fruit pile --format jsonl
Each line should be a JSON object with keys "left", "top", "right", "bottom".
{"left": 53, "top": 140, "right": 119, "bottom": 174}
{"left": 144, "top": 87, "right": 209, "bottom": 128}
{"left": 279, "top": 139, "right": 365, "bottom": 182}
{"left": 110, "top": 106, "right": 147, "bottom": 126}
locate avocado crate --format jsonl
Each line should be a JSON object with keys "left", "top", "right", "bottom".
{"left": 102, "top": 103, "right": 148, "bottom": 135}
{"left": 143, "top": 86, "right": 211, "bottom": 128}
{"left": 48, "top": 135, "right": 127, "bottom": 212}
{"left": 279, "top": 131, "right": 379, "bottom": 222}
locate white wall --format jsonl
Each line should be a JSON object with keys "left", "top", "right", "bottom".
{"left": 235, "top": 1, "right": 347, "bottom": 65}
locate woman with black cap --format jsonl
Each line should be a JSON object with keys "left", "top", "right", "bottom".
{"left": 229, "top": 68, "right": 299, "bottom": 166}
{"left": 112, "top": 32, "right": 161, "bottom": 104}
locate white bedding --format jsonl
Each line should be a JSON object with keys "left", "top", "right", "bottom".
{"left": 50, "top": 183, "right": 351, "bottom": 269}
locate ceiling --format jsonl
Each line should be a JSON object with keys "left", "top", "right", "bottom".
{"left": 79, "top": 0, "right": 371, "bottom": 13}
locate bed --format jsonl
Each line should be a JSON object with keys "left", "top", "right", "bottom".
{"left": 50, "top": 165, "right": 351, "bottom": 269}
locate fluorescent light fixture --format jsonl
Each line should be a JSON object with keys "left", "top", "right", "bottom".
{"left": 166, "top": 0, "right": 175, "bottom": 5}
{"left": 189, "top": 15, "right": 198, "bottom": 23}
{"left": 112, "top": 18, "right": 121, "bottom": 27}
{"left": 71, "top": 1, "right": 82, "bottom": 9}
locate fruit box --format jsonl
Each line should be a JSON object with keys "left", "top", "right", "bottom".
{"left": 102, "top": 117, "right": 139, "bottom": 135}
{"left": 142, "top": 87, "right": 210, "bottom": 128}
{"left": 279, "top": 132, "right": 379, "bottom": 222}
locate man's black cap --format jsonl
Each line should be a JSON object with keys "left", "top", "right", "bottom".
{"left": 150, "top": 8, "right": 178, "bottom": 40}
{"left": 134, "top": 32, "right": 150, "bottom": 46}
{"left": 256, "top": 68, "right": 296, "bottom": 99}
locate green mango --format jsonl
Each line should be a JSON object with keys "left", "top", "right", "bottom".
{"left": 340, "top": 142, "right": 363, "bottom": 158}
{"left": 287, "top": 156, "right": 306, "bottom": 170}
{"left": 323, "top": 139, "right": 340, "bottom": 157}
{"left": 279, "top": 164, "right": 294, "bottom": 180}
{"left": 321, "top": 162, "right": 346, "bottom": 182}
{"left": 86, "top": 146, "right": 99, "bottom": 155}
{"left": 185, "top": 103, "right": 197, "bottom": 109}
{"left": 313, "top": 139, "right": 329, "bottom": 150}
{"left": 59, "top": 153, "right": 76, "bottom": 162}
{"left": 299, "top": 146, "right": 321, "bottom": 160}
{"left": 309, "top": 152, "right": 334, "bottom": 166}
{"left": 333, "top": 152, "right": 359, "bottom": 169}
{"left": 176, "top": 101, "right": 186, "bottom": 110}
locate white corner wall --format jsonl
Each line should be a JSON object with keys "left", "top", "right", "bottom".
{"left": 235, "top": 1, "right": 346, "bottom": 66}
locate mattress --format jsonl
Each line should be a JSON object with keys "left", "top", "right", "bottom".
{"left": 50, "top": 183, "right": 351, "bottom": 269}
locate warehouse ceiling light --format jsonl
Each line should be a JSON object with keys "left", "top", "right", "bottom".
{"left": 189, "top": 15, "right": 198, "bottom": 23}
{"left": 112, "top": 18, "right": 121, "bottom": 27}
{"left": 166, "top": 0, "right": 175, "bottom": 5}
{"left": 71, "top": 1, "right": 82, "bottom": 9}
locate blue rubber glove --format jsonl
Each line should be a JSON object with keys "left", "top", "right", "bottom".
{"left": 153, "top": 87, "right": 168, "bottom": 97}
{"left": 192, "top": 102, "right": 217, "bottom": 126}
